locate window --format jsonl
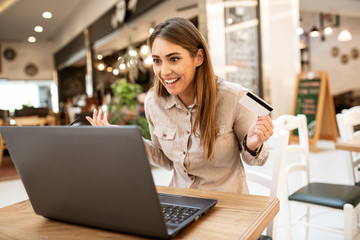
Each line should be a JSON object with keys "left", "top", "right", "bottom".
{"left": 0, "top": 80, "right": 58, "bottom": 113}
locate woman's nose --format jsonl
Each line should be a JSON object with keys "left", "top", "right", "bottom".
{"left": 160, "top": 63, "right": 172, "bottom": 75}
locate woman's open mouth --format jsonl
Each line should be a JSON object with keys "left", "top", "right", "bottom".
{"left": 164, "top": 77, "right": 180, "bottom": 85}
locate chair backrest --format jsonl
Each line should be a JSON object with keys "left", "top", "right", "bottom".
{"left": 336, "top": 107, "right": 360, "bottom": 184}
{"left": 245, "top": 130, "right": 289, "bottom": 238}
{"left": 337, "top": 107, "right": 360, "bottom": 141}
{"left": 341, "top": 106, "right": 360, "bottom": 114}
{"left": 273, "top": 114, "right": 311, "bottom": 192}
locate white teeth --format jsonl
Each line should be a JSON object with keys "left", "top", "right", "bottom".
{"left": 164, "top": 78, "right": 179, "bottom": 84}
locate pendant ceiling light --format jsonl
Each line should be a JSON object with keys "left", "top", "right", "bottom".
{"left": 338, "top": 29, "right": 352, "bottom": 42}
{"left": 309, "top": 26, "right": 320, "bottom": 37}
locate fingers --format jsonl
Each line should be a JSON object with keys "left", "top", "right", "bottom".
{"left": 85, "top": 116, "right": 94, "bottom": 125}
{"left": 85, "top": 109, "right": 110, "bottom": 126}
{"left": 93, "top": 109, "right": 98, "bottom": 121}
{"left": 254, "top": 128, "right": 271, "bottom": 142}
{"left": 257, "top": 116, "right": 273, "bottom": 132}
{"left": 87, "top": 109, "right": 99, "bottom": 126}
{"left": 254, "top": 115, "right": 274, "bottom": 142}
{"left": 96, "top": 109, "right": 101, "bottom": 123}
{"left": 101, "top": 112, "right": 110, "bottom": 126}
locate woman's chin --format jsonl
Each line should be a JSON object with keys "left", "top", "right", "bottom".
{"left": 164, "top": 84, "right": 180, "bottom": 95}
{"left": 165, "top": 88, "right": 178, "bottom": 96}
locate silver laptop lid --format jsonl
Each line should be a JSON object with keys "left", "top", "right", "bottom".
{"left": 0, "top": 126, "right": 169, "bottom": 239}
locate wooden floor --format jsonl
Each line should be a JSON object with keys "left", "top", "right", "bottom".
{"left": 0, "top": 155, "right": 19, "bottom": 182}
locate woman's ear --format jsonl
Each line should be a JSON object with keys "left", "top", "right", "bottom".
{"left": 195, "top": 49, "right": 204, "bottom": 67}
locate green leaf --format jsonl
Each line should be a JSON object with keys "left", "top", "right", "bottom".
{"left": 108, "top": 78, "right": 149, "bottom": 138}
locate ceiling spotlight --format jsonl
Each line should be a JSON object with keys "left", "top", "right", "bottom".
{"left": 309, "top": 26, "right": 320, "bottom": 37}
{"left": 27, "top": 36, "right": 36, "bottom": 43}
{"left": 42, "top": 12, "right": 52, "bottom": 19}
{"left": 34, "top": 26, "right": 43, "bottom": 32}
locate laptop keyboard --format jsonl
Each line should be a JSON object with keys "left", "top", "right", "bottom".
{"left": 161, "top": 204, "right": 200, "bottom": 224}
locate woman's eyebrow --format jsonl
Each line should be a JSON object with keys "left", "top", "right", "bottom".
{"left": 166, "top": 52, "right": 181, "bottom": 57}
{"left": 151, "top": 52, "right": 182, "bottom": 58}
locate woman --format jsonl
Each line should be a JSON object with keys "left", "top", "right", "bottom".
{"left": 87, "top": 17, "right": 273, "bottom": 194}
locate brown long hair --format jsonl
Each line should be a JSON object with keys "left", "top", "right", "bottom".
{"left": 148, "top": 17, "right": 217, "bottom": 160}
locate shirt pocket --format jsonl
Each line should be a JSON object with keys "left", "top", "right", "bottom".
{"left": 153, "top": 126, "right": 176, "bottom": 140}
{"left": 153, "top": 126, "right": 177, "bottom": 159}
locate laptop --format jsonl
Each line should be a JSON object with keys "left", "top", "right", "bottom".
{"left": 0, "top": 126, "right": 217, "bottom": 239}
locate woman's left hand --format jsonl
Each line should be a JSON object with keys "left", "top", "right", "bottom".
{"left": 246, "top": 115, "right": 274, "bottom": 151}
{"left": 86, "top": 109, "right": 111, "bottom": 126}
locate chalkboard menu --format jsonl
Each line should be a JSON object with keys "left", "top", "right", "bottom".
{"left": 291, "top": 72, "right": 338, "bottom": 152}
{"left": 294, "top": 79, "right": 321, "bottom": 138}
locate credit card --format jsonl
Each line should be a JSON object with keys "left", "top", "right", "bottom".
{"left": 239, "top": 92, "right": 273, "bottom": 116}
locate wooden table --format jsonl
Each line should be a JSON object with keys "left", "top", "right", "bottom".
{"left": 335, "top": 139, "right": 360, "bottom": 152}
{"left": 0, "top": 186, "right": 279, "bottom": 240}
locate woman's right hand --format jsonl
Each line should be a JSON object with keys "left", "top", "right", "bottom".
{"left": 86, "top": 109, "right": 111, "bottom": 126}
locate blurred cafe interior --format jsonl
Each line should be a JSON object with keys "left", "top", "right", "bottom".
{"left": 0, "top": 0, "right": 359, "bottom": 127}
{"left": 0, "top": 0, "right": 360, "bottom": 239}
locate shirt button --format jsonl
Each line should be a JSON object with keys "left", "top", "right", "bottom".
{"left": 163, "top": 133, "right": 167, "bottom": 137}
{"left": 190, "top": 177, "right": 194, "bottom": 181}
{"left": 186, "top": 130, "right": 190, "bottom": 134}
{"left": 183, "top": 151, "right": 186, "bottom": 155}
{"left": 186, "top": 112, "right": 189, "bottom": 115}
{"left": 183, "top": 170, "right": 186, "bottom": 173}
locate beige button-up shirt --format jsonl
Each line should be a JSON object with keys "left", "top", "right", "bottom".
{"left": 143, "top": 79, "right": 269, "bottom": 194}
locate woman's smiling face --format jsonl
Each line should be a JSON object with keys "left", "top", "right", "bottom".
{"left": 151, "top": 37, "right": 203, "bottom": 106}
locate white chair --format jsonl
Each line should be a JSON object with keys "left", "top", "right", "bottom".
{"left": 336, "top": 107, "right": 360, "bottom": 185}
{"left": 274, "top": 114, "right": 360, "bottom": 240}
{"left": 245, "top": 130, "right": 290, "bottom": 239}
{"left": 342, "top": 106, "right": 360, "bottom": 114}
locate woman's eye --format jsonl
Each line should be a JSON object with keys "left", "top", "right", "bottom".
{"left": 170, "top": 57, "right": 180, "bottom": 62}
{"left": 153, "top": 59, "right": 160, "bottom": 64}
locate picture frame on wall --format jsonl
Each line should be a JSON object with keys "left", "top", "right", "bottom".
{"left": 351, "top": 48, "right": 359, "bottom": 59}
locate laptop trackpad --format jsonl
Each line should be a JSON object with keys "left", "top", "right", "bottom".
{"left": 159, "top": 194, "right": 185, "bottom": 204}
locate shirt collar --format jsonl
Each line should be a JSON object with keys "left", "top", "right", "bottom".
{"left": 164, "top": 95, "right": 197, "bottom": 110}
{"left": 164, "top": 95, "right": 178, "bottom": 109}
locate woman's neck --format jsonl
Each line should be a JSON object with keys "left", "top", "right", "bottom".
{"left": 178, "top": 82, "right": 196, "bottom": 107}
{"left": 178, "top": 93, "right": 195, "bottom": 107}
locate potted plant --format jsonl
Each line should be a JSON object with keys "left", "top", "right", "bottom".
{"left": 108, "top": 78, "right": 150, "bottom": 139}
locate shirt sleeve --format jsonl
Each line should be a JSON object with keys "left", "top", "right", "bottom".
{"left": 240, "top": 135, "right": 270, "bottom": 166}
{"left": 142, "top": 137, "right": 173, "bottom": 170}
{"left": 143, "top": 92, "right": 173, "bottom": 171}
